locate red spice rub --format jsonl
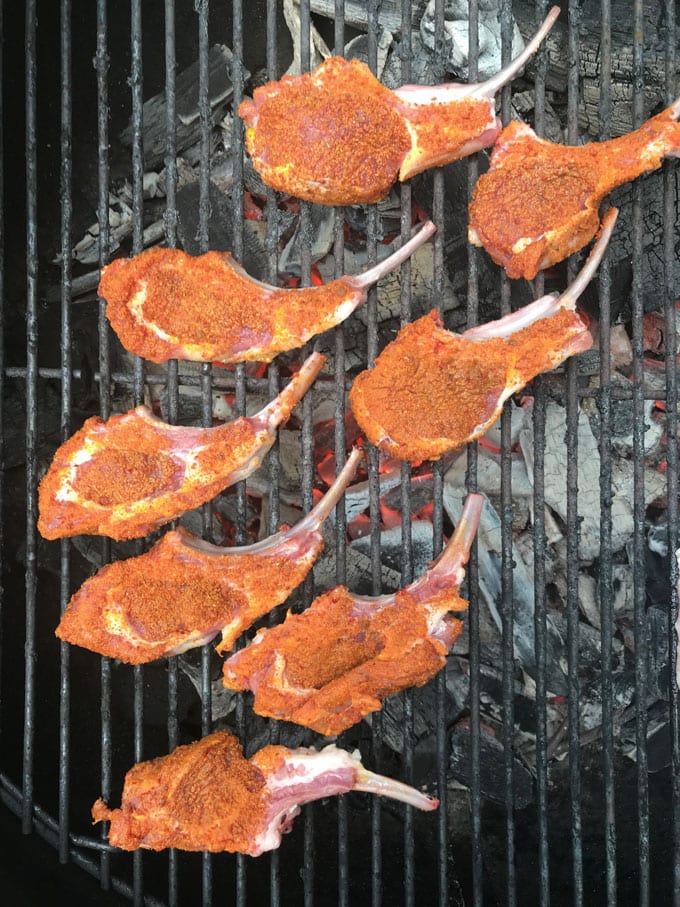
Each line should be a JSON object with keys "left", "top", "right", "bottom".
{"left": 92, "top": 731, "right": 271, "bottom": 853}
{"left": 37, "top": 408, "right": 257, "bottom": 540}
{"left": 223, "top": 585, "right": 466, "bottom": 737}
{"left": 395, "top": 95, "right": 498, "bottom": 180}
{"left": 242, "top": 58, "right": 412, "bottom": 205}
{"left": 349, "top": 307, "right": 589, "bottom": 462}
{"left": 101, "top": 247, "right": 355, "bottom": 365}
{"left": 469, "top": 102, "right": 680, "bottom": 279}
{"left": 37, "top": 352, "right": 324, "bottom": 541}
{"left": 56, "top": 527, "right": 320, "bottom": 663}
{"left": 240, "top": 57, "right": 498, "bottom": 205}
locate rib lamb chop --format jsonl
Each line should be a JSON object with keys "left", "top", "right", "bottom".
{"left": 349, "top": 208, "right": 617, "bottom": 462}
{"left": 222, "top": 493, "right": 482, "bottom": 736}
{"left": 92, "top": 729, "right": 438, "bottom": 854}
{"left": 468, "top": 98, "right": 680, "bottom": 279}
{"left": 55, "top": 447, "right": 362, "bottom": 663}
{"left": 239, "top": 8, "right": 559, "bottom": 205}
{"left": 101, "top": 222, "right": 435, "bottom": 364}
{"left": 38, "top": 352, "right": 324, "bottom": 541}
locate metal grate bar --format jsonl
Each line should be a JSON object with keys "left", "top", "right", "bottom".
{"left": 565, "top": 2, "right": 584, "bottom": 901}
{"left": 162, "top": 2, "right": 180, "bottom": 903}
{"left": 662, "top": 0, "right": 680, "bottom": 898}
{"left": 531, "top": 3, "right": 550, "bottom": 902}
{"left": 333, "top": 0, "right": 349, "bottom": 902}
{"left": 95, "top": 0, "right": 113, "bottom": 891}
{"left": 129, "top": 3, "right": 146, "bottom": 904}
{"left": 57, "top": 0, "right": 73, "bottom": 868}
{"left": 464, "top": 2, "right": 484, "bottom": 902}
{"left": 0, "top": 0, "right": 4, "bottom": 789}
{"left": 498, "top": 5, "right": 517, "bottom": 905}
{"left": 425, "top": 4, "right": 450, "bottom": 903}
{"left": 6, "top": 3, "right": 680, "bottom": 904}
{"left": 631, "top": 3, "right": 651, "bottom": 904}
{"left": 22, "top": 0, "right": 38, "bottom": 839}
{"left": 596, "top": 1, "right": 618, "bottom": 900}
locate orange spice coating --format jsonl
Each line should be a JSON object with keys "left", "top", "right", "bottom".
{"left": 56, "top": 526, "right": 320, "bottom": 663}
{"left": 239, "top": 57, "right": 497, "bottom": 205}
{"left": 92, "top": 731, "right": 271, "bottom": 853}
{"left": 395, "top": 95, "right": 497, "bottom": 180}
{"left": 469, "top": 103, "right": 680, "bottom": 279}
{"left": 242, "top": 58, "right": 411, "bottom": 205}
{"left": 101, "top": 246, "right": 358, "bottom": 365}
{"left": 223, "top": 585, "right": 466, "bottom": 737}
{"left": 349, "top": 308, "right": 589, "bottom": 462}
{"left": 37, "top": 408, "right": 259, "bottom": 540}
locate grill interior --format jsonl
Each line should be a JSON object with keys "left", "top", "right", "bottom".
{"left": 1, "top": 1, "right": 679, "bottom": 904}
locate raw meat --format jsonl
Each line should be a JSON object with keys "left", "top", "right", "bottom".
{"left": 222, "top": 493, "right": 482, "bottom": 736}
{"left": 468, "top": 98, "right": 680, "bottom": 279}
{"left": 55, "top": 447, "right": 363, "bottom": 663}
{"left": 101, "top": 221, "right": 436, "bottom": 364}
{"left": 91, "top": 729, "right": 438, "bottom": 854}
{"left": 349, "top": 208, "right": 617, "bottom": 462}
{"left": 239, "top": 8, "right": 559, "bottom": 205}
{"left": 38, "top": 352, "right": 324, "bottom": 541}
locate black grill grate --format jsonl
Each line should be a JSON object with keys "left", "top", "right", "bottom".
{"left": 1, "top": 1, "right": 680, "bottom": 904}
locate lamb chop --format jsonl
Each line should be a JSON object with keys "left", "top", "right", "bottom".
{"left": 92, "top": 729, "right": 438, "bottom": 854}
{"left": 239, "top": 7, "right": 559, "bottom": 205}
{"left": 349, "top": 208, "right": 617, "bottom": 462}
{"left": 101, "top": 221, "right": 436, "bottom": 365}
{"left": 222, "top": 493, "right": 482, "bottom": 736}
{"left": 38, "top": 352, "right": 324, "bottom": 541}
{"left": 55, "top": 447, "right": 362, "bottom": 663}
{"left": 468, "top": 99, "right": 680, "bottom": 279}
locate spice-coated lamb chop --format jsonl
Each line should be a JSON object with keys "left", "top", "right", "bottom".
{"left": 222, "top": 493, "right": 482, "bottom": 736}
{"left": 349, "top": 208, "right": 617, "bottom": 462}
{"left": 55, "top": 447, "right": 363, "bottom": 663}
{"left": 92, "top": 729, "right": 438, "bottom": 854}
{"left": 38, "top": 352, "right": 324, "bottom": 541}
{"left": 468, "top": 99, "right": 680, "bottom": 279}
{"left": 101, "top": 221, "right": 436, "bottom": 365}
{"left": 239, "top": 8, "right": 559, "bottom": 206}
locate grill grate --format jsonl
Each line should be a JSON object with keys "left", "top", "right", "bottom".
{"left": 1, "top": 1, "right": 680, "bottom": 904}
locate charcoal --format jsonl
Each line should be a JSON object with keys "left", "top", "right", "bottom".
{"left": 176, "top": 179, "right": 266, "bottom": 279}
{"left": 367, "top": 658, "right": 469, "bottom": 757}
{"left": 119, "top": 45, "right": 246, "bottom": 171}
{"left": 342, "top": 465, "right": 403, "bottom": 525}
{"left": 419, "top": 0, "right": 524, "bottom": 81}
{"left": 344, "top": 27, "right": 393, "bottom": 81}
{"left": 443, "top": 443, "right": 533, "bottom": 504}
{"left": 512, "top": 0, "right": 679, "bottom": 135}
{"left": 350, "top": 521, "right": 435, "bottom": 579}
{"left": 520, "top": 399, "right": 666, "bottom": 562}
{"left": 381, "top": 472, "right": 435, "bottom": 514}
{"left": 646, "top": 717, "right": 672, "bottom": 773}
{"left": 448, "top": 721, "right": 534, "bottom": 808}
{"left": 646, "top": 605, "right": 672, "bottom": 703}
{"left": 443, "top": 487, "right": 569, "bottom": 696}
{"left": 278, "top": 203, "right": 336, "bottom": 275}
{"left": 282, "top": 0, "right": 331, "bottom": 75}
{"left": 308, "top": 0, "right": 414, "bottom": 35}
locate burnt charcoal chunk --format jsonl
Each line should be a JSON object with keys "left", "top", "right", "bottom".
{"left": 119, "top": 45, "right": 248, "bottom": 171}
{"left": 176, "top": 180, "right": 266, "bottom": 279}
{"left": 449, "top": 722, "right": 534, "bottom": 809}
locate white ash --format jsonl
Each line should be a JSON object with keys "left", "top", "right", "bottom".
{"left": 344, "top": 26, "right": 394, "bottom": 81}
{"left": 443, "top": 486, "right": 568, "bottom": 697}
{"left": 420, "top": 0, "right": 525, "bottom": 81}
{"left": 519, "top": 399, "right": 666, "bottom": 562}
{"left": 283, "top": 0, "right": 331, "bottom": 76}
